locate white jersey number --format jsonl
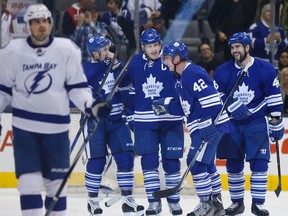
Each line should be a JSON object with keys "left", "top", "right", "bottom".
{"left": 193, "top": 79, "right": 208, "bottom": 92}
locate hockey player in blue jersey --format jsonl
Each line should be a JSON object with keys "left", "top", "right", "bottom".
{"left": 118, "top": 29, "right": 184, "bottom": 215}
{"left": 157, "top": 41, "right": 231, "bottom": 216}
{"left": 213, "top": 32, "right": 284, "bottom": 216}
{"left": 82, "top": 35, "right": 144, "bottom": 215}
{"left": 0, "top": 4, "right": 111, "bottom": 216}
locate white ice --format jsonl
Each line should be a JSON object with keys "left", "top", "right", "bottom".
{"left": 0, "top": 189, "right": 287, "bottom": 215}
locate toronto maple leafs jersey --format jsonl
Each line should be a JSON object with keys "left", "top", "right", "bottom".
{"left": 0, "top": 36, "right": 94, "bottom": 134}
{"left": 213, "top": 57, "right": 283, "bottom": 124}
{"left": 120, "top": 53, "right": 183, "bottom": 129}
{"left": 248, "top": 21, "right": 288, "bottom": 63}
{"left": 82, "top": 60, "right": 124, "bottom": 121}
{"left": 170, "top": 62, "right": 230, "bottom": 134}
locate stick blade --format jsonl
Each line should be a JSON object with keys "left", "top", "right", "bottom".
{"left": 152, "top": 187, "right": 179, "bottom": 198}
{"left": 274, "top": 184, "right": 281, "bottom": 197}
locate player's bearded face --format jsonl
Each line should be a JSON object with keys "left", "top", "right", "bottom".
{"left": 29, "top": 18, "right": 51, "bottom": 42}
{"left": 144, "top": 42, "right": 161, "bottom": 60}
{"left": 230, "top": 43, "right": 246, "bottom": 62}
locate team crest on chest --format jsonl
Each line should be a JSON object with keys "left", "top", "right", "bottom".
{"left": 100, "top": 72, "right": 115, "bottom": 94}
{"left": 233, "top": 82, "right": 255, "bottom": 104}
{"left": 142, "top": 74, "right": 163, "bottom": 99}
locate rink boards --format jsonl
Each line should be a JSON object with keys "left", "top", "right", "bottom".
{"left": 0, "top": 113, "right": 288, "bottom": 191}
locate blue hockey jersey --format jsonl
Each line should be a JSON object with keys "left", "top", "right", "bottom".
{"left": 119, "top": 53, "right": 183, "bottom": 129}
{"left": 83, "top": 59, "right": 124, "bottom": 121}
{"left": 213, "top": 57, "right": 283, "bottom": 124}
{"left": 169, "top": 62, "right": 230, "bottom": 134}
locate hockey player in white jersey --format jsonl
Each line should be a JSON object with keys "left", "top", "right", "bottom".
{"left": 119, "top": 29, "right": 184, "bottom": 215}
{"left": 0, "top": 4, "right": 110, "bottom": 216}
{"left": 157, "top": 41, "right": 231, "bottom": 216}
{"left": 82, "top": 35, "right": 144, "bottom": 216}
{"left": 213, "top": 32, "right": 284, "bottom": 216}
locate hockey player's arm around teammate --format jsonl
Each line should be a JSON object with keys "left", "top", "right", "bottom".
{"left": 161, "top": 41, "right": 231, "bottom": 216}
{"left": 0, "top": 4, "right": 109, "bottom": 216}
{"left": 213, "top": 32, "right": 284, "bottom": 216}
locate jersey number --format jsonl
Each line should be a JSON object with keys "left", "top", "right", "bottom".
{"left": 193, "top": 79, "right": 208, "bottom": 92}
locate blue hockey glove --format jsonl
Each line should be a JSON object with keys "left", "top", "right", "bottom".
{"left": 123, "top": 108, "right": 134, "bottom": 132}
{"left": 85, "top": 98, "right": 112, "bottom": 121}
{"left": 227, "top": 100, "right": 252, "bottom": 120}
{"left": 269, "top": 118, "right": 284, "bottom": 142}
{"left": 198, "top": 117, "right": 217, "bottom": 142}
{"left": 152, "top": 97, "right": 173, "bottom": 116}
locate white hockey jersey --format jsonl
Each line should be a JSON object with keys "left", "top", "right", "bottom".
{"left": 0, "top": 36, "right": 94, "bottom": 134}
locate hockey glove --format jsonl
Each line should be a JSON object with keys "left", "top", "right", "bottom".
{"left": 85, "top": 98, "right": 112, "bottom": 121}
{"left": 198, "top": 117, "right": 218, "bottom": 142}
{"left": 227, "top": 100, "right": 252, "bottom": 120}
{"left": 152, "top": 97, "right": 173, "bottom": 116}
{"left": 269, "top": 118, "right": 284, "bottom": 142}
{"left": 123, "top": 108, "right": 134, "bottom": 132}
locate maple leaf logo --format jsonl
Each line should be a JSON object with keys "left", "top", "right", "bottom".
{"left": 142, "top": 74, "right": 164, "bottom": 99}
{"left": 233, "top": 82, "right": 255, "bottom": 105}
{"left": 100, "top": 72, "right": 115, "bottom": 94}
{"left": 180, "top": 96, "right": 191, "bottom": 116}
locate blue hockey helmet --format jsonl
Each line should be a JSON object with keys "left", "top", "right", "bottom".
{"left": 163, "top": 41, "right": 188, "bottom": 60}
{"left": 228, "top": 32, "right": 251, "bottom": 47}
{"left": 86, "top": 35, "right": 111, "bottom": 56}
{"left": 140, "top": 28, "right": 161, "bottom": 46}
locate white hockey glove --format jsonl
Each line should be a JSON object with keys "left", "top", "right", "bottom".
{"left": 269, "top": 118, "right": 284, "bottom": 142}
{"left": 227, "top": 100, "right": 252, "bottom": 120}
{"left": 152, "top": 97, "right": 173, "bottom": 116}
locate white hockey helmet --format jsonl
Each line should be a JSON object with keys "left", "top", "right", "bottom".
{"left": 24, "top": 4, "right": 53, "bottom": 33}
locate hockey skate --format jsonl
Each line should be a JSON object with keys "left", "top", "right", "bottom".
{"left": 212, "top": 194, "right": 225, "bottom": 216}
{"left": 87, "top": 198, "right": 103, "bottom": 216}
{"left": 168, "top": 202, "right": 183, "bottom": 215}
{"left": 187, "top": 201, "right": 214, "bottom": 216}
{"left": 251, "top": 202, "right": 269, "bottom": 216}
{"left": 121, "top": 195, "right": 144, "bottom": 216}
{"left": 225, "top": 202, "right": 245, "bottom": 215}
{"left": 145, "top": 201, "right": 162, "bottom": 215}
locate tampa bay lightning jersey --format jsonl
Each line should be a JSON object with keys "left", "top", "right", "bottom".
{"left": 248, "top": 21, "right": 288, "bottom": 62}
{"left": 170, "top": 62, "right": 230, "bottom": 134}
{"left": 213, "top": 57, "right": 283, "bottom": 124}
{"left": 120, "top": 52, "right": 183, "bottom": 129}
{"left": 82, "top": 59, "right": 124, "bottom": 121}
{"left": 0, "top": 36, "right": 94, "bottom": 134}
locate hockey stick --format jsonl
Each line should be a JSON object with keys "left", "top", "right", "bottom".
{"left": 45, "top": 46, "right": 136, "bottom": 216}
{"left": 274, "top": 138, "right": 282, "bottom": 197}
{"left": 69, "top": 26, "right": 121, "bottom": 155}
{"left": 153, "top": 62, "right": 251, "bottom": 198}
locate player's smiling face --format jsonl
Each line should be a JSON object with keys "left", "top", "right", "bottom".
{"left": 29, "top": 18, "right": 51, "bottom": 41}
{"left": 230, "top": 43, "right": 246, "bottom": 62}
{"left": 144, "top": 42, "right": 161, "bottom": 60}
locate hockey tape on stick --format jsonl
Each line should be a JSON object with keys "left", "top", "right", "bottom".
{"left": 117, "top": 16, "right": 137, "bottom": 50}
{"left": 274, "top": 138, "right": 282, "bottom": 197}
{"left": 69, "top": 26, "right": 121, "bottom": 155}
{"left": 153, "top": 61, "right": 253, "bottom": 198}
{"left": 105, "top": 195, "right": 122, "bottom": 207}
